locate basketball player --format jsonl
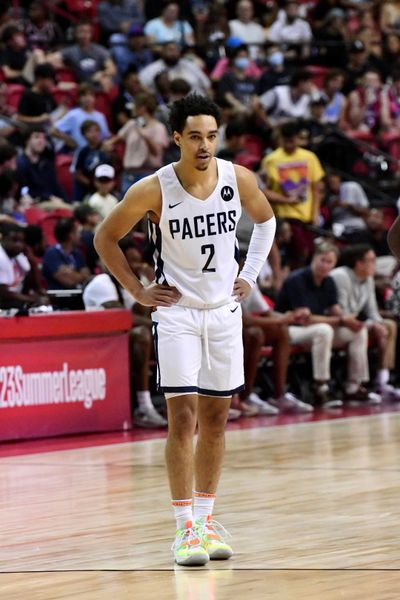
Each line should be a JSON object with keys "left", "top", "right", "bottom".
{"left": 94, "top": 94, "right": 276, "bottom": 566}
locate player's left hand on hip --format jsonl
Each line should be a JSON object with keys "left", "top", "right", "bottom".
{"left": 232, "top": 278, "right": 252, "bottom": 302}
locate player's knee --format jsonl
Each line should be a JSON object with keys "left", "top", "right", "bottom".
{"left": 168, "top": 403, "right": 197, "bottom": 437}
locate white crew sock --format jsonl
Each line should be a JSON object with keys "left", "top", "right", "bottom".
{"left": 136, "top": 390, "right": 153, "bottom": 410}
{"left": 172, "top": 499, "right": 193, "bottom": 530}
{"left": 376, "top": 369, "right": 390, "bottom": 387}
{"left": 193, "top": 491, "right": 216, "bottom": 521}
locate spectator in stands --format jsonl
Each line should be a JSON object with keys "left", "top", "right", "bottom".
{"left": 0, "top": 222, "right": 45, "bottom": 309}
{"left": 83, "top": 237, "right": 168, "bottom": 428}
{"left": 312, "top": 8, "right": 347, "bottom": 68}
{"left": 345, "top": 69, "right": 383, "bottom": 137}
{"left": 257, "top": 43, "right": 291, "bottom": 95}
{"left": 0, "top": 83, "right": 18, "bottom": 141}
{"left": 228, "top": 0, "right": 266, "bottom": 59}
{"left": 0, "top": 140, "right": 17, "bottom": 174}
{"left": 210, "top": 36, "right": 262, "bottom": 83}
{"left": 73, "top": 204, "right": 100, "bottom": 272}
{"left": 239, "top": 281, "right": 313, "bottom": 414}
{"left": 16, "top": 127, "right": 67, "bottom": 203}
{"left": 331, "top": 245, "right": 400, "bottom": 401}
{"left": 87, "top": 164, "right": 119, "bottom": 219}
{"left": 342, "top": 39, "right": 370, "bottom": 95}
{"left": 112, "top": 69, "right": 144, "bottom": 128}
{"left": 380, "top": 1, "right": 400, "bottom": 35}
{"left": 275, "top": 242, "right": 378, "bottom": 407}
{"left": 74, "top": 120, "right": 112, "bottom": 200}
{"left": 52, "top": 83, "right": 111, "bottom": 150}
{"left": 48, "top": 21, "right": 117, "bottom": 92}
{"left": 216, "top": 43, "right": 259, "bottom": 114}
{"left": 98, "top": 0, "right": 144, "bottom": 40}
{"left": 255, "top": 70, "right": 314, "bottom": 127}
{"left": 380, "top": 69, "right": 400, "bottom": 167}
{"left": 144, "top": 1, "right": 194, "bottom": 47}
{"left": 16, "top": 63, "right": 57, "bottom": 126}
{"left": 268, "top": 1, "right": 313, "bottom": 60}
{"left": 24, "top": 2, "right": 63, "bottom": 52}
{"left": 217, "top": 118, "right": 248, "bottom": 162}
{"left": 0, "top": 25, "right": 29, "bottom": 83}
{"left": 110, "top": 24, "right": 153, "bottom": 77}
{"left": 261, "top": 121, "right": 324, "bottom": 267}
{"left": 324, "top": 171, "right": 369, "bottom": 238}
{"left": 138, "top": 41, "right": 211, "bottom": 95}
{"left": 383, "top": 33, "right": 400, "bottom": 73}
{"left": 359, "top": 208, "right": 392, "bottom": 259}
{"left": 104, "top": 92, "right": 169, "bottom": 196}
{"left": 42, "top": 217, "right": 91, "bottom": 290}
{"left": 322, "top": 69, "right": 346, "bottom": 126}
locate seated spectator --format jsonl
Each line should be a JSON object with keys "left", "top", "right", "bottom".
{"left": 24, "top": 2, "right": 63, "bottom": 52}
{"left": 380, "top": 69, "right": 400, "bottom": 167}
{"left": 0, "top": 222, "right": 45, "bottom": 308}
{"left": 228, "top": 0, "right": 266, "bottom": 59}
{"left": 104, "top": 92, "right": 169, "bottom": 196}
{"left": 42, "top": 217, "right": 91, "bottom": 290}
{"left": 342, "top": 40, "right": 371, "bottom": 95}
{"left": 0, "top": 25, "right": 29, "bottom": 83}
{"left": 48, "top": 21, "right": 117, "bottom": 92}
{"left": 210, "top": 36, "right": 262, "bottom": 83}
{"left": 138, "top": 41, "right": 211, "bottom": 95}
{"left": 0, "top": 140, "right": 17, "bottom": 174}
{"left": 257, "top": 43, "right": 291, "bottom": 95}
{"left": 383, "top": 33, "right": 400, "bottom": 73}
{"left": 112, "top": 69, "right": 145, "bottom": 129}
{"left": 16, "top": 127, "right": 67, "bottom": 203}
{"left": 216, "top": 43, "right": 259, "bottom": 115}
{"left": 74, "top": 204, "right": 100, "bottom": 272}
{"left": 144, "top": 1, "right": 194, "bottom": 47}
{"left": 74, "top": 120, "right": 112, "bottom": 200}
{"left": 16, "top": 63, "right": 57, "bottom": 126}
{"left": 52, "top": 83, "right": 111, "bottom": 150}
{"left": 0, "top": 82, "right": 18, "bottom": 142}
{"left": 88, "top": 164, "right": 119, "bottom": 219}
{"left": 268, "top": 1, "right": 312, "bottom": 60}
{"left": 98, "top": 0, "right": 144, "bottom": 41}
{"left": 217, "top": 118, "right": 248, "bottom": 162}
{"left": 324, "top": 171, "right": 369, "bottom": 238}
{"left": 312, "top": 8, "right": 347, "bottom": 68}
{"left": 238, "top": 281, "right": 313, "bottom": 414}
{"left": 261, "top": 121, "right": 324, "bottom": 267}
{"left": 83, "top": 238, "right": 167, "bottom": 428}
{"left": 322, "top": 69, "right": 347, "bottom": 126}
{"left": 255, "top": 70, "right": 314, "bottom": 128}
{"left": 110, "top": 24, "right": 153, "bottom": 77}
{"left": 345, "top": 69, "right": 383, "bottom": 136}
{"left": 331, "top": 245, "right": 400, "bottom": 401}
{"left": 275, "top": 242, "right": 378, "bottom": 407}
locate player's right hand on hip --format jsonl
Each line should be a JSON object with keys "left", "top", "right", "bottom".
{"left": 136, "top": 283, "right": 181, "bottom": 307}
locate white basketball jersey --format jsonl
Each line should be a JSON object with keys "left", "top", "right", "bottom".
{"left": 150, "top": 158, "right": 242, "bottom": 309}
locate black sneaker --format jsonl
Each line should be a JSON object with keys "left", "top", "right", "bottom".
{"left": 313, "top": 383, "right": 343, "bottom": 409}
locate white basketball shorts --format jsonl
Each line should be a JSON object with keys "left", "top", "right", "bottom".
{"left": 151, "top": 302, "right": 244, "bottom": 397}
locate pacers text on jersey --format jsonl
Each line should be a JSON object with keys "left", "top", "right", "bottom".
{"left": 0, "top": 363, "right": 106, "bottom": 410}
{"left": 169, "top": 210, "right": 237, "bottom": 240}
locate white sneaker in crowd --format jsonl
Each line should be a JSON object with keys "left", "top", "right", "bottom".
{"left": 270, "top": 392, "right": 314, "bottom": 414}
{"left": 133, "top": 405, "right": 168, "bottom": 428}
{"left": 379, "top": 384, "right": 400, "bottom": 402}
{"left": 247, "top": 392, "right": 279, "bottom": 415}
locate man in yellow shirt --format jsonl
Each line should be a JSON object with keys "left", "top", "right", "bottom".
{"left": 262, "top": 121, "right": 324, "bottom": 266}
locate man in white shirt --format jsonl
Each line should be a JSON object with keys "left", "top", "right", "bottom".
{"left": 268, "top": 1, "right": 312, "bottom": 59}
{"left": 255, "top": 70, "right": 313, "bottom": 127}
{"left": 229, "top": 0, "right": 266, "bottom": 59}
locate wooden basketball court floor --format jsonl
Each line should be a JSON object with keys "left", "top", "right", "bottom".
{"left": 1, "top": 410, "right": 400, "bottom": 600}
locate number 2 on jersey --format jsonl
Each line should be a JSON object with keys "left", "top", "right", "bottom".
{"left": 201, "top": 244, "right": 216, "bottom": 272}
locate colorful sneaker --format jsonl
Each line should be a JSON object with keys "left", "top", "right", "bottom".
{"left": 172, "top": 520, "right": 209, "bottom": 566}
{"left": 195, "top": 515, "right": 233, "bottom": 560}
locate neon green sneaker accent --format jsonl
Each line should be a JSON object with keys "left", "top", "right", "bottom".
{"left": 195, "top": 515, "right": 233, "bottom": 560}
{"left": 172, "top": 520, "right": 209, "bottom": 566}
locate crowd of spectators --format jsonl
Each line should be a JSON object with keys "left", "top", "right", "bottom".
{"left": 2, "top": 0, "right": 400, "bottom": 425}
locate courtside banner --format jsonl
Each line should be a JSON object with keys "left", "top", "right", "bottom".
{"left": 0, "top": 335, "right": 131, "bottom": 441}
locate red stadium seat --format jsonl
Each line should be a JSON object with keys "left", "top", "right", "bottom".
{"left": 24, "top": 205, "right": 48, "bottom": 225}
{"left": 39, "top": 208, "right": 74, "bottom": 245}
{"left": 56, "top": 68, "right": 78, "bottom": 84}
{"left": 307, "top": 65, "right": 329, "bottom": 89}
{"left": 6, "top": 84, "right": 25, "bottom": 110}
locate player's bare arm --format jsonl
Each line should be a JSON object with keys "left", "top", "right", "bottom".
{"left": 94, "top": 176, "right": 181, "bottom": 307}
{"left": 232, "top": 165, "right": 276, "bottom": 301}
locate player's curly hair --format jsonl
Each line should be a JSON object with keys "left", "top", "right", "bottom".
{"left": 169, "top": 93, "right": 221, "bottom": 134}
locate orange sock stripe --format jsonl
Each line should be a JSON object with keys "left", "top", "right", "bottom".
{"left": 193, "top": 491, "right": 216, "bottom": 498}
{"left": 171, "top": 500, "right": 192, "bottom": 507}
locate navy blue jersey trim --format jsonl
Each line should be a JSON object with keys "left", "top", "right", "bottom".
{"left": 198, "top": 384, "right": 245, "bottom": 397}
{"left": 160, "top": 386, "right": 199, "bottom": 393}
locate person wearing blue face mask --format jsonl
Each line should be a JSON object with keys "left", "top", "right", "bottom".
{"left": 257, "top": 43, "right": 291, "bottom": 95}
{"left": 216, "top": 44, "right": 259, "bottom": 113}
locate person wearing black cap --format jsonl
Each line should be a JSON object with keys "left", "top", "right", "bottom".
{"left": 342, "top": 39, "right": 370, "bottom": 95}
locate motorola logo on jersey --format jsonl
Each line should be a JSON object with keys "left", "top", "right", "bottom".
{"left": 221, "top": 186, "right": 234, "bottom": 201}
{"left": 169, "top": 210, "right": 237, "bottom": 240}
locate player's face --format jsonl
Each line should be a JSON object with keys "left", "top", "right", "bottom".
{"left": 176, "top": 115, "right": 218, "bottom": 171}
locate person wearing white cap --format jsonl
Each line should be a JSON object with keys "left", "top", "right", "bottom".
{"left": 88, "top": 164, "right": 119, "bottom": 220}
